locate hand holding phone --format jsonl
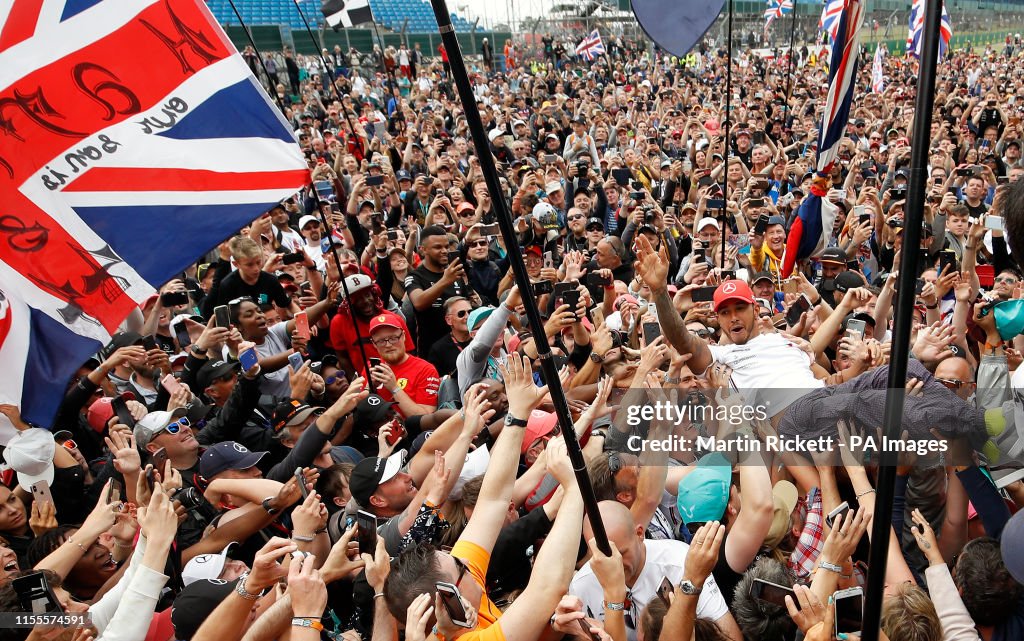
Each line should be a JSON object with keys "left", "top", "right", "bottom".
{"left": 294, "top": 311, "right": 311, "bottom": 340}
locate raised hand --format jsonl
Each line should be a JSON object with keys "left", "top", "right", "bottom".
{"left": 500, "top": 353, "right": 548, "bottom": 419}
{"left": 634, "top": 234, "right": 670, "bottom": 294}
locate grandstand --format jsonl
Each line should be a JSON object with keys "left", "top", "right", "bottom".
{"left": 205, "top": 0, "right": 476, "bottom": 32}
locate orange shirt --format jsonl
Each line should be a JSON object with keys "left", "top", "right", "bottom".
{"left": 451, "top": 540, "right": 506, "bottom": 641}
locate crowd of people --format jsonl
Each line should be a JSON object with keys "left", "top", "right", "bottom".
{"left": 4, "top": 23, "right": 1024, "bottom": 641}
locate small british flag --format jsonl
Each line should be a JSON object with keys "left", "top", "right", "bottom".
{"left": 575, "top": 29, "right": 605, "bottom": 61}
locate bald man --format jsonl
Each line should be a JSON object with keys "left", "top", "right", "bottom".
{"left": 568, "top": 501, "right": 741, "bottom": 641}
{"left": 934, "top": 356, "right": 977, "bottom": 401}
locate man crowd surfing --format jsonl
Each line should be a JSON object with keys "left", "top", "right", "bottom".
{"left": 4, "top": 28, "right": 1024, "bottom": 641}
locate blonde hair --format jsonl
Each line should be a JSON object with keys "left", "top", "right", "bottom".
{"left": 880, "top": 583, "right": 942, "bottom": 641}
{"left": 230, "top": 236, "right": 262, "bottom": 261}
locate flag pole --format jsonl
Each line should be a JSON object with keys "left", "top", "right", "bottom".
{"left": 285, "top": 2, "right": 380, "bottom": 392}
{"left": 722, "top": 0, "right": 734, "bottom": 270}
{"left": 226, "top": 0, "right": 287, "bottom": 111}
{"left": 427, "top": 0, "right": 612, "bottom": 555}
{"left": 860, "top": 0, "right": 942, "bottom": 638}
{"left": 783, "top": 0, "right": 799, "bottom": 125}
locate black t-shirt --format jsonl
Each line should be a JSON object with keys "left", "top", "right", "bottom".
{"left": 404, "top": 265, "right": 468, "bottom": 352}
{"left": 207, "top": 270, "right": 291, "bottom": 314}
{"left": 427, "top": 332, "right": 471, "bottom": 377}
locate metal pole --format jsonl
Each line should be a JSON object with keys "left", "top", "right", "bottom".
{"left": 427, "top": 0, "right": 612, "bottom": 555}
{"left": 369, "top": 18, "right": 399, "bottom": 99}
{"left": 722, "top": 0, "right": 734, "bottom": 270}
{"left": 860, "top": 0, "right": 942, "bottom": 638}
{"left": 227, "top": 0, "right": 284, "bottom": 106}
{"left": 783, "top": 0, "right": 799, "bottom": 125}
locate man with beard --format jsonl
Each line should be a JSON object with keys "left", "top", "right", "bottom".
{"left": 298, "top": 215, "right": 327, "bottom": 271}
{"left": 270, "top": 204, "right": 303, "bottom": 252}
{"left": 330, "top": 273, "right": 415, "bottom": 377}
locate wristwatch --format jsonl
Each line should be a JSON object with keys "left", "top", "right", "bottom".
{"left": 261, "top": 496, "right": 279, "bottom": 515}
{"left": 504, "top": 414, "right": 528, "bottom": 428}
{"left": 235, "top": 571, "right": 265, "bottom": 601}
{"left": 191, "top": 345, "right": 208, "bottom": 355}
{"left": 602, "top": 600, "right": 626, "bottom": 611}
{"left": 590, "top": 351, "right": 606, "bottom": 363}
{"left": 678, "top": 580, "right": 702, "bottom": 596}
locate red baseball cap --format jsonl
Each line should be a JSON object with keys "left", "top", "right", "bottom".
{"left": 713, "top": 280, "right": 755, "bottom": 312}
{"left": 368, "top": 311, "right": 407, "bottom": 335}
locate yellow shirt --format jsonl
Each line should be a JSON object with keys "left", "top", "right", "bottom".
{"left": 451, "top": 540, "right": 506, "bottom": 641}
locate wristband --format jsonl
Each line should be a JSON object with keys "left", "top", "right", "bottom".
{"left": 819, "top": 561, "right": 843, "bottom": 574}
{"left": 925, "top": 303, "right": 938, "bottom": 309}
{"left": 389, "top": 386, "right": 401, "bottom": 396}
{"left": 603, "top": 600, "right": 626, "bottom": 611}
{"left": 856, "top": 488, "right": 876, "bottom": 499}
{"left": 291, "top": 618, "right": 324, "bottom": 632}
{"left": 292, "top": 533, "right": 315, "bottom": 543}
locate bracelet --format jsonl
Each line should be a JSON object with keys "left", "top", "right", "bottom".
{"left": 373, "top": 592, "right": 385, "bottom": 600}
{"left": 856, "top": 488, "right": 876, "bottom": 499}
{"left": 69, "top": 538, "right": 89, "bottom": 554}
{"left": 389, "top": 386, "right": 401, "bottom": 396}
{"left": 291, "top": 618, "right": 324, "bottom": 632}
{"left": 292, "top": 533, "right": 315, "bottom": 543}
{"left": 663, "top": 376, "right": 680, "bottom": 384}
{"left": 925, "top": 303, "right": 938, "bottom": 309}
{"left": 819, "top": 561, "right": 844, "bottom": 574}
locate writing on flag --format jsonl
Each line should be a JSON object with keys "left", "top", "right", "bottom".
{"left": 0, "top": 0, "right": 308, "bottom": 440}
{"left": 576, "top": 29, "right": 605, "bottom": 61}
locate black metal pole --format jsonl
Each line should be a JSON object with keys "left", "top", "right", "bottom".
{"left": 783, "top": 0, "right": 799, "bottom": 125}
{"left": 427, "top": 0, "right": 612, "bottom": 555}
{"left": 368, "top": 17, "right": 399, "bottom": 99}
{"left": 860, "top": 0, "right": 942, "bottom": 638}
{"left": 722, "top": 0, "right": 734, "bottom": 270}
{"left": 226, "top": 0, "right": 286, "bottom": 111}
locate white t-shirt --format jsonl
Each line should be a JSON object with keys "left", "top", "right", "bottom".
{"left": 708, "top": 332, "right": 824, "bottom": 417}
{"left": 277, "top": 228, "right": 304, "bottom": 253}
{"left": 255, "top": 322, "right": 293, "bottom": 398}
{"left": 569, "top": 539, "right": 730, "bottom": 641}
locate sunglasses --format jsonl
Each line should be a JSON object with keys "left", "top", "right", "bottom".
{"left": 568, "top": 214, "right": 585, "bottom": 221}
{"left": 936, "top": 378, "right": 964, "bottom": 389}
{"left": 470, "top": 239, "right": 489, "bottom": 248}
{"left": 163, "top": 417, "right": 191, "bottom": 435}
{"left": 453, "top": 309, "right": 470, "bottom": 318}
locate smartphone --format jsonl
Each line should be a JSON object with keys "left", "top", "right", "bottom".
{"left": 785, "top": 293, "right": 812, "bottom": 326}
{"left": 30, "top": 481, "right": 54, "bottom": 508}
{"left": 435, "top": 582, "right": 473, "bottom": 628}
{"left": 356, "top": 509, "right": 378, "bottom": 554}
{"left": 698, "top": 175, "right": 714, "bottom": 188}
{"left": 706, "top": 198, "right": 725, "bottom": 210}
{"left": 214, "top": 305, "right": 230, "bottom": 328}
{"left": 544, "top": 153, "right": 559, "bottom": 164}
{"left": 985, "top": 215, "right": 1005, "bottom": 231}
{"left": 825, "top": 500, "right": 851, "bottom": 529}
{"left": 478, "top": 223, "right": 500, "bottom": 237}
{"left": 447, "top": 250, "right": 461, "bottom": 265}
{"left": 368, "top": 357, "right": 382, "bottom": 370}
{"left": 11, "top": 571, "right": 62, "bottom": 614}
{"left": 834, "top": 587, "right": 864, "bottom": 637}
{"left": 956, "top": 167, "right": 972, "bottom": 177}
{"left": 107, "top": 478, "right": 123, "bottom": 504}
{"left": 366, "top": 174, "right": 384, "bottom": 187}
{"left": 149, "top": 447, "right": 168, "bottom": 478}
{"left": 612, "top": 168, "right": 630, "bottom": 186}
{"left": 656, "top": 576, "right": 674, "bottom": 606}
{"left": 854, "top": 205, "right": 870, "bottom": 225}
{"left": 643, "top": 321, "right": 662, "bottom": 345}
{"left": 561, "top": 288, "right": 581, "bottom": 317}
{"left": 314, "top": 180, "right": 333, "bottom": 199}
{"left": 693, "top": 247, "right": 707, "bottom": 264}
{"left": 161, "top": 290, "right": 189, "bottom": 307}
{"left": 160, "top": 373, "right": 182, "bottom": 395}
{"left": 174, "top": 322, "right": 192, "bottom": 349}
{"left": 749, "top": 578, "right": 796, "bottom": 608}
{"left": 587, "top": 272, "right": 613, "bottom": 287}
{"left": 691, "top": 286, "right": 717, "bottom": 303}
{"left": 753, "top": 214, "right": 770, "bottom": 235}
{"left": 845, "top": 319, "right": 867, "bottom": 341}
{"left": 282, "top": 251, "right": 306, "bottom": 266}
{"left": 915, "top": 278, "right": 926, "bottom": 295}
{"left": 937, "top": 250, "right": 959, "bottom": 276}
{"left": 294, "top": 312, "right": 310, "bottom": 340}
{"left": 385, "top": 418, "right": 406, "bottom": 446}
{"left": 721, "top": 270, "right": 736, "bottom": 281}
{"left": 864, "top": 176, "right": 878, "bottom": 189}
{"left": 295, "top": 467, "right": 309, "bottom": 500}
{"left": 386, "top": 230, "right": 400, "bottom": 241}
{"left": 543, "top": 251, "right": 555, "bottom": 270}
{"left": 782, "top": 279, "right": 799, "bottom": 295}
{"left": 532, "top": 280, "right": 554, "bottom": 295}
{"left": 997, "top": 175, "right": 1011, "bottom": 185}
{"left": 288, "top": 352, "right": 305, "bottom": 373}
{"left": 111, "top": 396, "right": 136, "bottom": 429}
{"left": 239, "top": 346, "right": 259, "bottom": 372}
{"left": 141, "top": 335, "right": 158, "bottom": 352}
{"left": 370, "top": 213, "right": 385, "bottom": 232}
{"left": 576, "top": 619, "right": 601, "bottom": 641}
{"left": 629, "top": 191, "right": 645, "bottom": 200}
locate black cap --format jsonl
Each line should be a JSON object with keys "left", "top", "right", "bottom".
{"left": 271, "top": 400, "right": 321, "bottom": 433}
{"left": 586, "top": 217, "right": 605, "bottom": 230}
{"left": 818, "top": 247, "right": 847, "bottom": 265}
{"left": 841, "top": 311, "right": 877, "bottom": 331}
{"left": 349, "top": 450, "right": 406, "bottom": 505}
{"left": 172, "top": 579, "right": 237, "bottom": 640}
{"left": 834, "top": 270, "right": 866, "bottom": 293}
{"left": 196, "top": 360, "right": 239, "bottom": 391}
{"left": 353, "top": 394, "right": 396, "bottom": 427}
{"left": 571, "top": 116, "right": 587, "bottom": 125}
{"left": 200, "top": 441, "right": 268, "bottom": 479}
{"left": 750, "top": 271, "right": 775, "bottom": 284}
{"left": 104, "top": 331, "right": 143, "bottom": 357}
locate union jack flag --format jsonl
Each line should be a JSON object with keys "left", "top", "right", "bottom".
{"left": 765, "top": 0, "right": 794, "bottom": 29}
{"left": 0, "top": 0, "right": 308, "bottom": 439}
{"left": 819, "top": 0, "right": 844, "bottom": 41}
{"left": 907, "top": 0, "right": 952, "bottom": 59}
{"left": 784, "top": 0, "right": 864, "bottom": 276}
{"left": 575, "top": 29, "right": 605, "bottom": 61}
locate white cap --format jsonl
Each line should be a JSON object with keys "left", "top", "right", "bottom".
{"left": 696, "top": 217, "right": 720, "bottom": 231}
{"left": 340, "top": 273, "right": 374, "bottom": 299}
{"left": 488, "top": 128, "right": 505, "bottom": 142}
{"left": 544, "top": 180, "right": 563, "bottom": 194}
{"left": 182, "top": 543, "right": 237, "bottom": 586}
{"left": 532, "top": 202, "right": 557, "bottom": 219}
{"left": 298, "top": 215, "right": 319, "bottom": 230}
{"left": 4, "top": 428, "right": 55, "bottom": 489}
